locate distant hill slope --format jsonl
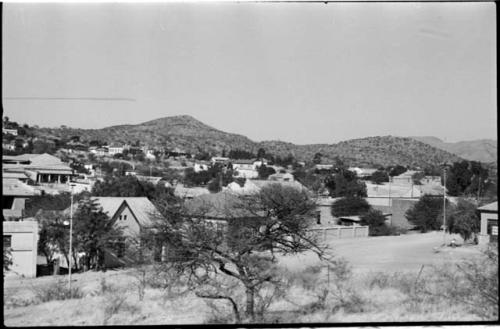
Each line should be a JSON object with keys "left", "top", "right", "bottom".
{"left": 36, "top": 115, "right": 256, "bottom": 154}
{"left": 258, "top": 136, "right": 462, "bottom": 168}
{"left": 409, "top": 136, "right": 497, "bottom": 163}
{"left": 35, "top": 116, "right": 463, "bottom": 168}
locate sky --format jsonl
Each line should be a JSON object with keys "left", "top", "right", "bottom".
{"left": 2, "top": 2, "right": 496, "bottom": 144}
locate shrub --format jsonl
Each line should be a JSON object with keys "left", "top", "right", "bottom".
{"left": 32, "top": 279, "right": 84, "bottom": 303}
{"left": 360, "top": 209, "right": 392, "bottom": 236}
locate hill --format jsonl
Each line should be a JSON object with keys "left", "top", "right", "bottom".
{"left": 35, "top": 116, "right": 463, "bottom": 168}
{"left": 409, "top": 136, "right": 497, "bottom": 163}
{"left": 258, "top": 136, "right": 463, "bottom": 168}
{"left": 36, "top": 115, "right": 256, "bottom": 154}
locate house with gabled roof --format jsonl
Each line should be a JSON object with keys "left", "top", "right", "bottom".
{"left": 62, "top": 197, "right": 163, "bottom": 267}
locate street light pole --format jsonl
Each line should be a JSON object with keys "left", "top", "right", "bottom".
{"left": 68, "top": 184, "right": 74, "bottom": 295}
{"left": 442, "top": 165, "right": 447, "bottom": 246}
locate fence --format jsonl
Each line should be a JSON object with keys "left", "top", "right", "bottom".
{"left": 308, "top": 225, "right": 369, "bottom": 242}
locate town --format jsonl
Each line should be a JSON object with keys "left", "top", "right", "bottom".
{"left": 3, "top": 114, "right": 498, "bottom": 325}
{"left": 3, "top": 1, "right": 497, "bottom": 326}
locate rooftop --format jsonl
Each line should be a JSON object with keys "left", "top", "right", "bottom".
{"left": 478, "top": 201, "right": 498, "bottom": 212}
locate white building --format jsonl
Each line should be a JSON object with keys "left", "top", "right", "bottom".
{"left": 3, "top": 221, "right": 38, "bottom": 278}
{"left": 2, "top": 128, "right": 18, "bottom": 136}
{"left": 108, "top": 144, "right": 124, "bottom": 156}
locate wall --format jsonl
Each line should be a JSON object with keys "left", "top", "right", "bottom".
{"left": 309, "top": 225, "right": 369, "bottom": 243}
{"left": 114, "top": 206, "right": 141, "bottom": 237}
{"left": 3, "top": 221, "right": 38, "bottom": 278}
{"left": 370, "top": 198, "right": 418, "bottom": 229}
{"left": 3, "top": 197, "right": 26, "bottom": 219}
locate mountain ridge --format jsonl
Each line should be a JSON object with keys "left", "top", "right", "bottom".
{"left": 34, "top": 115, "right": 483, "bottom": 168}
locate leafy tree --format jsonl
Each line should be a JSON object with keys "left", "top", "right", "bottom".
{"left": 331, "top": 196, "right": 371, "bottom": 217}
{"left": 405, "top": 194, "right": 444, "bottom": 232}
{"left": 324, "top": 170, "right": 367, "bottom": 197}
{"left": 388, "top": 165, "right": 407, "bottom": 177}
{"left": 313, "top": 152, "right": 323, "bottom": 165}
{"left": 184, "top": 167, "right": 212, "bottom": 186}
{"left": 149, "top": 184, "right": 324, "bottom": 322}
{"left": 207, "top": 177, "right": 222, "bottom": 193}
{"left": 256, "top": 148, "right": 266, "bottom": 159}
{"left": 257, "top": 165, "right": 276, "bottom": 180}
{"left": 36, "top": 212, "right": 71, "bottom": 267}
{"left": 92, "top": 174, "right": 173, "bottom": 202}
{"left": 72, "top": 198, "right": 124, "bottom": 271}
{"left": 3, "top": 245, "right": 12, "bottom": 276}
{"left": 446, "top": 199, "right": 480, "bottom": 242}
{"left": 370, "top": 170, "right": 389, "bottom": 184}
{"left": 33, "top": 140, "right": 56, "bottom": 154}
{"left": 360, "top": 209, "right": 392, "bottom": 236}
{"left": 228, "top": 149, "right": 256, "bottom": 160}
{"left": 25, "top": 192, "right": 87, "bottom": 218}
{"left": 292, "top": 167, "right": 324, "bottom": 194}
{"left": 411, "top": 172, "right": 426, "bottom": 185}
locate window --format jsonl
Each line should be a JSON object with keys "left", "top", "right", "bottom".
{"left": 123, "top": 215, "right": 127, "bottom": 220}
{"left": 2, "top": 197, "right": 14, "bottom": 209}
{"left": 3, "top": 235, "right": 12, "bottom": 249}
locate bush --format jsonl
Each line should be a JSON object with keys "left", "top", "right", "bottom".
{"left": 405, "top": 194, "right": 444, "bottom": 232}
{"left": 32, "top": 279, "right": 84, "bottom": 303}
{"left": 360, "top": 209, "right": 392, "bottom": 236}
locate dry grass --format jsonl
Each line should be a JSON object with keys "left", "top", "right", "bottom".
{"left": 4, "top": 234, "right": 496, "bottom": 325}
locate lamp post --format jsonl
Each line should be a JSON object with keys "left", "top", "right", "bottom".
{"left": 442, "top": 164, "right": 448, "bottom": 246}
{"left": 68, "top": 183, "right": 75, "bottom": 295}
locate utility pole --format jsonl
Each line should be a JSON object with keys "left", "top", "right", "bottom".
{"left": 68, "top": 184, "right": 74, "bottom": 296}
{"left": 442, "top": 165, "right": 447, "bottom": 246}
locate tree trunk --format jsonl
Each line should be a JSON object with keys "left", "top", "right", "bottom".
{"left": 245, "top": 287, "right": 255, "bottom": 322}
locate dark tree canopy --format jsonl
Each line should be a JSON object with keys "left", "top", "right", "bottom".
{"left": 388, "top": 165, "right": 407, "bottom": 177}
{"left": 360, "top": 209, "right": 392, "bottom": 236}
{"left": 72, "top": 198, "right": 125, "bottom": 271}
{"left": 92, "top": 175, "right": 173, "bottom": 202}
{"left": 446, "top": 199, "right": 480, "bottom": 241}
{"left": 325, "top": 170, "right": 367, "bottom": 198}
{"left": 331, "top": 196, "right": 371, "bottom": 217}
{"left": 370, "top": 170, "right": 389, "bottom": 184}
{"left": 405, "top": 194, "right": 444, "bottom": 232}
{"left": 228, "top": 149, "right": 256, "bottom": 160}
{"left": 257, "top": 165, "right": 276, "bottom": 180}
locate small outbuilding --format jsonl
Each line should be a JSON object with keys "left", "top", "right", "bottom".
{"left": 478, "top": 201, "right": 498, "bottom": 244}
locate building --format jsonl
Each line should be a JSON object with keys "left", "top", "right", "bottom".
{"left": 268, "top": 172, "right": 295, "bottom": 182}
{"left": 3, "top": 178, "right": 38, "bottom": 220}
{"left": 3, "top": 220, "right": 38, "bottom": 278}
{"left": 193, "top": 162, "right": 209, "bottom": 173}
{"left": 2, "top": 128, "right": 18, "bottom": 136}
{"left": 348, "top": 167, "right": 378, "bottom": 178}
{"left": 63, "top": 197, "right": 163, "bottom": 267}
{"left": 211, "top": 157, "right": 230, "bottom": 165}
{"left": 3, "top": 153, "right": 75, "bottom": 185}
{"left": 108, "top": 144, "right": 124, "bottom": 156}
{"left": 478, "top": 201, "right": 498, "bottom": 244}
{"left": 232, "top": 159, "right": 259, "bottom": 179}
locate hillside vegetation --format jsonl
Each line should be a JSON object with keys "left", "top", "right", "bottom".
{"left": 35, "top": 115, "right": 464, "bottom": 168}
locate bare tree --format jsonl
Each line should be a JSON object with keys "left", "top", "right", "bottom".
{"left": 146, "top": 183, "right": 327, "bottom": 323}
